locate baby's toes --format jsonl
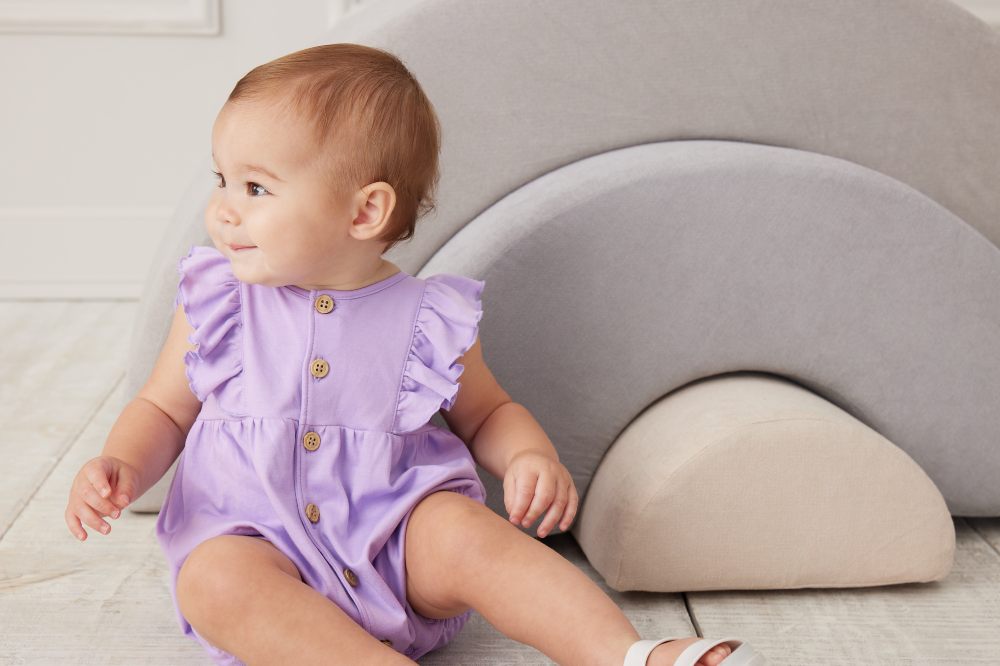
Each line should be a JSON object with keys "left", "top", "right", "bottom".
{"left": 697, "top": 644, "right": 732, "bottom": 665}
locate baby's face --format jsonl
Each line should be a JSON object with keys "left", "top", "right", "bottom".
{"left": 206, "top": 100, "right": 360, "bottom": 288}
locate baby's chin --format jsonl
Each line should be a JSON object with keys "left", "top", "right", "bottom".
{"left": 227, "top": 262, "right": 284, "bottom": 288}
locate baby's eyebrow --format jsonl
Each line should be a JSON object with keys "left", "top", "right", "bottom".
{"left": 212, "top": 152, "right": 285, "bottom": 183}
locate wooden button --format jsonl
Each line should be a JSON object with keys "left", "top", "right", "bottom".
{"left": 305, "top": 503, "right": 320, "bottom": 523}
{"left": 315, "top": 294, "right": 335, "bottom": 314}
{"left": 380, "top": 639, "right": 393, "bottom": 647}
{"left": 310, "top": 358, "right": 329, "bottom": 378}
{"left": 303, "top": 431, "right": 320, "bottom": 451}
{"left": 343, "top": 567, "right": 359, "bottom": 587}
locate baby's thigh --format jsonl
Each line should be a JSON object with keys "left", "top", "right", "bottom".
{"left": 177, "top": 534, "right": 303, "bottom": 622}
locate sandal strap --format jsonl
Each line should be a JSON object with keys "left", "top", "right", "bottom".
{"left": 624, "top": 636, "right": 756, "bottom": 666}
{"left": 623, "top": 637, "right": 687, "bottom": 666}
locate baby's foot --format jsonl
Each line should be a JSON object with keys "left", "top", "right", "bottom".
{"left": 646, "top": 637, "right": 732, "bottom": 666}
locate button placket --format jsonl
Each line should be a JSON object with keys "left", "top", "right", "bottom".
{"left": 305, "top": 293, "right": 330, "bottom": 515}
{"left": 300, "top": 291, "right": 372, "bottom": 632}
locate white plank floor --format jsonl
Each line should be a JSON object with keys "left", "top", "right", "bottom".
{"left": 1, "top": 300, "right": 998, "bottom": 665}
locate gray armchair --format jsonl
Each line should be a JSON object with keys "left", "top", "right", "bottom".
{"left": 127, "top": 0, "right": 1000, "bottom": 595}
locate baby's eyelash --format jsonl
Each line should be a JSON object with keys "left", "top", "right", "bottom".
{"left": 211, "top": 170, "right": 269, "bottom": 197}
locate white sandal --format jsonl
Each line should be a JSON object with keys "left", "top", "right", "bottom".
{"left": 624, "top": 636, "right": 766, "bottom": 666}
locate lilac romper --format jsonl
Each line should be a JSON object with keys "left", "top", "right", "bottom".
{"left": 155, "top": 244, "right": 487, "bottom": 664}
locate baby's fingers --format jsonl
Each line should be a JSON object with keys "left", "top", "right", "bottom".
{"left": 81, "top": 483, "right": 122, "bottom": 520}
{"left": 84, "top": 465, "right": 114, "bottom": 500}
{"left": 560, "top": 482, "right": 579, "bottom": 532}
{"left": 505, "top": 469, "right": 538, "bottom": 527}
{"left": 65, "top": 506, "right": 89, "bottom": 541}
{"left": 535, "top": 485, "right": 569, "bottom": 538}
{"left": 75, "top": 502, "right": 113, "bottom": 537}
{"left": 519, "top": 473, "right": 557, "bottom": 531}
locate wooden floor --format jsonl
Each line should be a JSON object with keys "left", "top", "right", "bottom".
{"left": 1, "top": 300, "right": 998, "bottom": 665}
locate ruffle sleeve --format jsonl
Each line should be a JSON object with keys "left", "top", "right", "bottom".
{"left": 394, "top": 273, "right": 485, "bottom": 433}
{"left": 173, "top": 244, "right": 243, "bottom": 404}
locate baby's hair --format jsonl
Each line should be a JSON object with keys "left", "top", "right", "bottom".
{"left": 226, "top": 43, "right": 442, "bottom": 253}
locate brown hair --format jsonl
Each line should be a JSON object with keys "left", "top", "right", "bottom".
{"left": 226, "top": 43, "right": 442, "bottom": 253}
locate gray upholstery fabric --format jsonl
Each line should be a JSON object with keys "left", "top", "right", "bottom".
{"left": 422, "top": 140, "right": 1000, "bottom": 518}
{"left": 126, "top": 0, "right": 1000, "bottom": 521}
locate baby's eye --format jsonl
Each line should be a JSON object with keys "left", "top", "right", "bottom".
{"left": 210, "top": 170, "right": 269, "bottom": 197}
{"left": 247, "top": 182, "right": 269, "bottom": 197}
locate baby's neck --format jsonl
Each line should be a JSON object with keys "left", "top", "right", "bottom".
{"left": 293, "top": 259, "right": 400, "bottom": 292}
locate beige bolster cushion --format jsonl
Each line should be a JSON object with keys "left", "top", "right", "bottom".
{"left": 575, "top": 373, "right": 955, "bottom": 592}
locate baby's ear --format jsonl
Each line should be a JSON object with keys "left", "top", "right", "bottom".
{"left": 352, "top": 182, "right": 396, "bottom": 237}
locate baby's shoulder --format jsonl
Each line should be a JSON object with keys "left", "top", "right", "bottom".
{"left": 395, "top": 272, "right": 485, "bottom": 433}
{"left": 418, "top": 273, "right": 485, "bottom": 315}
{"left": 174, "top": 244, "right": 242, "bottom": 403}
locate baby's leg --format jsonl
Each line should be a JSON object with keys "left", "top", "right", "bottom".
{"left": 177, "top": 534, "right": 413, "bottom": 666}
{"left": 405, "top": 491, "right": 732, "bottom": 666}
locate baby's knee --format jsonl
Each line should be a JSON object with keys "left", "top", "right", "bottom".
{"left": 176, "top": 535, "right": 270, "bottom": 626}
{"left": 410, "top": 491, "right": 488, "bottom": 551}
{"left": 409, "top": 490, "right": 515, "bottom": 570}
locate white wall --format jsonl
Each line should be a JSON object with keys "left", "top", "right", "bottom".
{"left": 954, "top": 0, "right": 1000, "bottom": 26}
{"left": 0, "top": 0, "right": 362, "bottom": 299}
{"left": 0, "top": 0, "right": 996, "bottom": 299}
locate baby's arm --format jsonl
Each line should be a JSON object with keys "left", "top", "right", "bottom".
{"left": 441, "top": 335, "right": 577, "bottom": 536}
{"left": 440, "top": 335, "right": 560, "bottom": 480}
{"left": 101, "top": 302, "right": 203, "bottom": 501}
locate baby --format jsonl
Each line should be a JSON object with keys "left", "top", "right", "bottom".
{"left": 63, "top": 43, "right": 739, "bottom": 666}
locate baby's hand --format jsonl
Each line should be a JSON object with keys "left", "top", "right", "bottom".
{"left": 65, "top": 456, "right": 140, "bottom": 541}
{"left": 504, "top": 451, "right": 578, "bottom": 538}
